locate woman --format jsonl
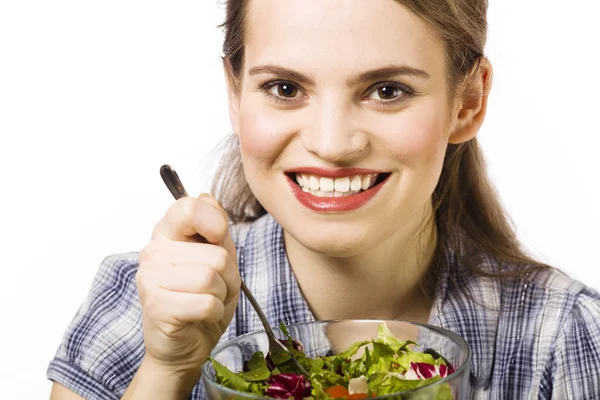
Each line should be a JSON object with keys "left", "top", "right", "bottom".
{"left": 48, "top": 0, "right": 600, "bottom": 399}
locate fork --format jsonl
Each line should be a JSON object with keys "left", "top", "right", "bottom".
{"left": 159, "top": 164, "right": 310, "bottom": 377}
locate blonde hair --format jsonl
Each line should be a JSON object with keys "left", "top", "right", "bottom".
{"left": 213, "top": 0, "right": 546, "bottom": 277}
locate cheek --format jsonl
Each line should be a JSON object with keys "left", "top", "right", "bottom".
{"left": 379, "top": 103, "right": 449, "bottom": 168}
{"left": 238, "top": 100, "right": 294, "bottom": 163}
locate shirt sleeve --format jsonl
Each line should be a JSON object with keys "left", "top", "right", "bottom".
{"left": 549, "top": 287, "right": 600, "bottom": 399}
{"left": 47, "top": 253, "right": 145, "bottom": 400}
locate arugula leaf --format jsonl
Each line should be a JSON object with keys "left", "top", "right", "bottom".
{"left": 208, "top": 357, "right": 250, "bottom": 392}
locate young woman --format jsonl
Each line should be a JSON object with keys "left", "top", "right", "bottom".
{"left": 48, "top": 0, "right": 600, "bottom": 399}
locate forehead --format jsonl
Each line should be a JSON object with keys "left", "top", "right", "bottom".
{"left": 244, "top": 0, "right": 445, "bottom": 77}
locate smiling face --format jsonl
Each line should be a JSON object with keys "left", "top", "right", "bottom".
{"left": 226, "top": 0, "right": 464, "bottom": 257}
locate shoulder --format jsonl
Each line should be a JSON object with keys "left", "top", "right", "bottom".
{"left": 498, "top": 266, "right": 599, "bottom": 331}
{"left": 540, "top": 271, "right": 600, "bottom": 398}
{"left": 492, "top": 266, "right": 600, "bottom": 397}
{"left": 47, "top": 253, "right": 143, "bottom": 399}
{"left": 438, "top": 237, "right": 600, "bottom": 397}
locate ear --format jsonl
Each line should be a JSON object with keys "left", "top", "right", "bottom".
{"left": 448, "top": 57, "right": 493, "bottom": 144}
{"left": 223, "top": 58, "right": 241, "bottom": 136}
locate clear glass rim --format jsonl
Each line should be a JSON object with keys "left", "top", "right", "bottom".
{"left": 202, "top": 319, "right": 471, "bottom": 399}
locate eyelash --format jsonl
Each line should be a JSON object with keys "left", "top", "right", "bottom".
{"left": 258, "top": 80, "right": 415, "bottom": 107}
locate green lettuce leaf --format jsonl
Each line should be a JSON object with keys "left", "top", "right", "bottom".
{"left": 340, "top": 340, "right": 370, "bottom": 358}
{"left": 208, "top": 357, "right": 250, "bottom": 392}
{"left": 376, "top": 323, "right": 417, "bottom": 353}
{"left": 239, "top": 351, "right": 270, "bottom": 382}
{"left": 371, "top": 374, "right": 440, "bottom": 395}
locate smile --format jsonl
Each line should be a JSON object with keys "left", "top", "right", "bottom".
{"left": 293, "top": 173, "right": 381, "bottom": 197}
{"left": 285, "top": 168, "right": 391, "bottom": 212}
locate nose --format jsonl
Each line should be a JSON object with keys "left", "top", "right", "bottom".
{"left": 300, "top": 98, "right": 368, "bottom": 163}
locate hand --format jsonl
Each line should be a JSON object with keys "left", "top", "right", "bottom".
{"left": 136, "top": 194, "right": 240, "bottom": 376}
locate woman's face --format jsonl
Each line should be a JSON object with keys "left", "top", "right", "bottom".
{"left": 229, "top": 0, "right": 459, "bottom": 256}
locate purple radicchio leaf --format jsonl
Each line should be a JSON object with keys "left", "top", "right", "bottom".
{"left": 266, "top": 373, "right": 312, "bottom": 399}
{"left": 438, "top": 363, "right": 456, "bottom": 377}
{"left": 410, "top": 362, "right": 437, "bottom": 379}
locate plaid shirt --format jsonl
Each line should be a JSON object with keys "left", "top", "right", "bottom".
{"left": 48, "top": 214, "right": 600, "bottom": 399}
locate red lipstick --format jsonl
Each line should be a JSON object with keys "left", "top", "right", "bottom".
{"left": 285, "top": 169, "right": 390, "bottom": 212}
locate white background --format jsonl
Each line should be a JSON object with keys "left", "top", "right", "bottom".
{"left": 1, "top": 1, "right": 599, "bottom": 398}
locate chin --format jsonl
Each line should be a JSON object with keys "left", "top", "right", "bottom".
{"left": 289, "top": 226, "right": 374, "bottom": 258}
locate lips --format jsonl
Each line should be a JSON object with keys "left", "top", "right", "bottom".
{"left": 285, "top": 168, "right": 391, "bottom": 212}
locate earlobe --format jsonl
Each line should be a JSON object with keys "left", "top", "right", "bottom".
{"left": 223, "top": 58, "right": 241, "bottom": 136}
{"left": 448, "top": 57, "right": 493, "bottom": 144}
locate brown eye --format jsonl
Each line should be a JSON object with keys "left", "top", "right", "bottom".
{"left": 277, "top": 83, "right": 298, "bottom": 98}
{"left": 377, "top": 86, "right": 398, "bottom": 100}
{"left": 365, "top": 82, "right": 411, "bottom": 104}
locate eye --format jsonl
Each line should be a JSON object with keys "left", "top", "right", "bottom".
{"left": 365, "top": 82, "right": 413, "bottom": 104}
{"left": 275, "top": 82, "right": 298, "bottom": 98}
{"left": 261, "top": 80, "right": 302, "bottom": 103}
{"left": 376, "top": 86, "right": 400, "bottom": 100}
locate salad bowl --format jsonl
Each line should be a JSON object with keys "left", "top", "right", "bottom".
{"left": 202, "top": 320, "right": 471, "bottom": 400}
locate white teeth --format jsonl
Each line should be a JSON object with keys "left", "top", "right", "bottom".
{"left": 309, "top": 175, "right": 319, "bottom": 190}
{"left": 350, "top": 175, "right": 362, "bottom": 191}
{"left": 361, "top": 175, "right": 371, "bottom": 190}
{"left": 320, "top": 177, "right": 334, "bottom": 192}
{"left": 295, "top": 172, "right": 381, "bottom": 196}
{"left": 302, "top": 175, "right": 310, "bottom": 188}
{"left": 334, "top": 177, "right": 350, "bottom": 192}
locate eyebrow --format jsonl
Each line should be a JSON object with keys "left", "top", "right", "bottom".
{"left": 247, "top": 64, "right": 430, "bottom": 87}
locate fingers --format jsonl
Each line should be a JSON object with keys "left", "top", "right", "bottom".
{"left": 138, "top": 193, "right": 240, "bottom": 330}
{"left": 140, "top": 241, "right": 241, "bottom": 302}
{"left": 147, "top": 291, "right": 225, "bottom": 325}
{"left": 153, "top": 265, "right": 228, "bottom": 301}
{"left": 152, "top": 194, "right": 230, "bottom": 245}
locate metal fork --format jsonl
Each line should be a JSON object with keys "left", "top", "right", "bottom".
{"left": 159, "top": 164, "right": 310, "bottom": 377}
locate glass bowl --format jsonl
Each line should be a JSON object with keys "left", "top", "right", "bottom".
{"left": 202, "top": 320, "right": 471, "bottom": 399}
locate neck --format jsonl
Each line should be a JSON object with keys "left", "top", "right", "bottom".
{"left": 284, "top": 203, "right": 438, "bottom": 323}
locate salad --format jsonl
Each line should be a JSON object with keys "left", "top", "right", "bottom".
{"left": 209, "top": 323, "right": 455, "bottom": 399}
